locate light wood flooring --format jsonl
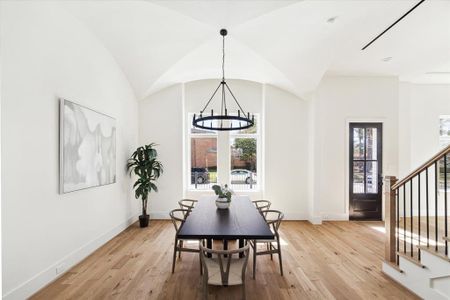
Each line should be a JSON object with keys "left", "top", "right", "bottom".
{"left": 32, "top": 221, "right": 417, "bottom": 299}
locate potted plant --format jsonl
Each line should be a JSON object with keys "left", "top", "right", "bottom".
{"left": 212, "top": 184, "right": 233, "bottom": 209}
{"left": 127, "top": 143, "right": 163, "bottom": 227}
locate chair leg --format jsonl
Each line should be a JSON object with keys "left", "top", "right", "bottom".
{"left": 203, "top": 275, "right": 208, "bottom": 300}
{"left": 199, "top": 252, "right": 203, "bottom": 275}
{"left": 252, "top": 240, "right": 257, "bottom": 279}
{"left": 172, "top": 239, "right": 178, "bottom": 273}
{"left": 277, "top": 239, "right": 283, "bottom": 276}
{"left": 178, "top": 240, "right": 183, "bottom": 258}
{"left": 268, "top": 243, "right": 273, "bottom": 260}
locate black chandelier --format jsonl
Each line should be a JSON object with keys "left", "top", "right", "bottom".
{"left": 193, "top": 29, "right": 254, "bottom": 131}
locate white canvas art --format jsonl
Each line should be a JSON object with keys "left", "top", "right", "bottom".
{"left": 60, "top": 99, "right": 116, "bottom": 193}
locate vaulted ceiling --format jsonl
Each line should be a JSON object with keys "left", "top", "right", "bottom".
{"left": 62, "top": 0, "right": 450, "bottom": 100}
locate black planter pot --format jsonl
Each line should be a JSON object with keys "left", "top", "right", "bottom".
{"left": 139, "top": 214, "right": 149, "bottom": 228}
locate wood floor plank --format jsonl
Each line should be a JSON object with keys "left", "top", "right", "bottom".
{"left": 31, "top": 220, "right": 418, "bottom": 300}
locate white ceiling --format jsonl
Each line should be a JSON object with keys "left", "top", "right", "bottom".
{"left": 62, "top": 0, "right": 450, "bottom": 100}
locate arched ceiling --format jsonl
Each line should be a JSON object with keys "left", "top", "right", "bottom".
{"left": 62, "top": 0, "right": 450, "bottom": 100}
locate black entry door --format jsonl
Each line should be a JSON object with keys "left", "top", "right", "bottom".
{"left": 349, "top": 123, "right": 383, "bottom": 220}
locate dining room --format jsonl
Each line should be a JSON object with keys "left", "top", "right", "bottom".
{"left": 2, "top": 0, "right": 450, "bottom": 299}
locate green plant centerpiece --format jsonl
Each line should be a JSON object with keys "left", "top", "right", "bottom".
{"left": 212, "top": 184, "right": 233, "bottom": 209}
{"left": 127, "top": 143, "right": 163, "bottom": 227}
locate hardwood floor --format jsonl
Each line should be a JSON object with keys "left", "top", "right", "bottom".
{"left": 32, "top": 221, "right": 417, "bottom": 300}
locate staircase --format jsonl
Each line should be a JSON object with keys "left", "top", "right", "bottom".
{"left": 382, "top": 145, "right": 450, "bottom": 299}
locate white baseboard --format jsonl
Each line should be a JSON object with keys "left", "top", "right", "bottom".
{"left": 321, "top": 213, "right": 349, "bottom": 221}
{"left": 3, "top": 214, "right": 139, "bottom": 300}
{"left": 308, "top": 215, "right": 323, "bottom": 225}
{"left": 150, "top": 211, "right": 170, "bottom": 220}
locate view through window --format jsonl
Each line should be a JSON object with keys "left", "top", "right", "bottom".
{"left": 188, "top": 114, "right": 260, "bottom": 191}
{"left": 230, "top": 118, "right": 258, "bottom": 190}
{"left": 189, "top": 124, "right": 217, "bottom": 190}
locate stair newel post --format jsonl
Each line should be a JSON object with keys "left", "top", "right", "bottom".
{"left": 385, "top": 176, "right": 398, "bottom": 263}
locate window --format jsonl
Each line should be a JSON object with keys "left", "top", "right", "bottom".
{"left": 189, "top": 119, "right": 217, "bottom": 190}
{"left": 230, "top": 116, "right": 259, "bottom": 190}
{"left": 187, "top": 113, "right": 261, "bottom": 191}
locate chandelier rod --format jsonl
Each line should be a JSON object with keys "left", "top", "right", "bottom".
{"left": 224, "top": 82, "right": 246, "bottom": 115}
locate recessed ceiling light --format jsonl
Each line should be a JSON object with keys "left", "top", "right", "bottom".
{"left": 382, "top": 57, "right": 393, "bottom": 62}
{"left": 327, "top": 16, "right": 338, "bottom": 23}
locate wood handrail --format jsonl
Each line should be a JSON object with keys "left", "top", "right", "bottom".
{"left": 392, "top": 144, "right": 450, "bottom": 190}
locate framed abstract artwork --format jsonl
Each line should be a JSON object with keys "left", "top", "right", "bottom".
{"left": 60, "top": 99, "right": 116, "bottom": 193}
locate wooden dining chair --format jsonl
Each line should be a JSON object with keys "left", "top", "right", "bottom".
{"left": 169, "top": 208, "right": 202, "bottom": 273}
{"left": 249, "top": 210, "right": 284, "bottom": 279}
{"left": 178, "top": 199, "right": 198, "bottom": 217}
{"left": 252, "top": 200, "right": 271, "bottom": 217}
{"left": 199, "top": 244, "right": 250, "bottom": 300}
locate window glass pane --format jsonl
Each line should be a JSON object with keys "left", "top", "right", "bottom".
{"left": 353, "top": 128, "right": 365, "bottom": 160}
{"left": 230, "top": 137, "right": 257, "bottom": 190}
{"left": 366, "top": 162, "right": 378, "bottom": 193}
{"left": 353, "top": 161, "right": 364, "bottom": 194}
{"left": 366, "top": 128, "right": 377, "bottom": 160}
{"left": 191, "top": 137, "right": 217, "bottom": 189}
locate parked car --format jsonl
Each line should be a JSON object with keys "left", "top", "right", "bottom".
{"left": 191, "top": 167, "right": 209, "bottom": 184}
{"left": 230, "top": 169, "right": 257, "bottom": 184}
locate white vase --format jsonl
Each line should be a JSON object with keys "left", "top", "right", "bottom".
{"left": 215, "top": 197, "right": 230, "bottom": 209}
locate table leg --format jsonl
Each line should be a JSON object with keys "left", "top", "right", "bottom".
{"left": 239, "top": 239, "right": 244, "bottom": 258}
{"left": 207, "top": 239, "right": 212, "bottom": 258}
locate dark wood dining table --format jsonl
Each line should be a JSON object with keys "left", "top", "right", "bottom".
{"left": 177, "top": 195, "right": 274, "bottom": 255}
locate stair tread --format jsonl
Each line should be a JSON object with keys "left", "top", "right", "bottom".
{"left": 417, "top": 246, "right": 450, "bottom": 262}
{"left": 396, "top": 251, "right": 426, "bottom": 268}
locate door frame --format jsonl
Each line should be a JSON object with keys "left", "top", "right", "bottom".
{"left": 345, "top": 119, "right": 386, "bottom": 221}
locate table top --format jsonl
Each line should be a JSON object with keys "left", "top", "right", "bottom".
{"left": 177, "top": 195, "right": 274, "bottom": 240}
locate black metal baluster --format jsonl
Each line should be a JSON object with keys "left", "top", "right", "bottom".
{"left": 435, "top": 161, "right": 438, "bottom": 252}
{"left": 410, "top": 179, "right": 414, "bottom": 256}
{"left": 445, "top": 154, "right": 448, "bottom": 256}
{"left": 418, "top": 172, "right": 421, "bottom": 260}
{"left": 396, "top": 188, "right": 400, "bottom": 265}
{"left": 426, "top": 168, "right": 429, "bottom": 247}
{"left": 403, "top": 184, "right": 406, "bottom": 254}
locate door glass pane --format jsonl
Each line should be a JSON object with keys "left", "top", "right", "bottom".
{"left": 366, "top": 162, "right": 378, "bottom": 193}
{"left": 191, "top": 137, "right": 217, "bottom": 189}
{"left": 353, "top": 161, "right": 364, "bottom": 193}
{"left": 366, "top": 128, "right": 377, "bottom": 160}
{"left": 230, "top": 137, "right": 257, "bottom": 190}
{"left": 353, "top": 128, "right": 365, "bottom": 160}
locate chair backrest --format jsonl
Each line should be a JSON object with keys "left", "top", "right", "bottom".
{"left": 252, "top": 200, "right": 271, "bottom": 216}
{"left": 178, "top": 199, "right": 197, "bottom": 215}
{"left": 169, "top": 208, "right": 190, "bottom": 232}
{"left": 199, "top": 244, "right": 250, "bottom": 286}
{"left": 262, "top": 210, "right": 284, "bottom": 236}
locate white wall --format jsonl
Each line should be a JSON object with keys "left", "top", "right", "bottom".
{"left": 399, "top": 83, "right": 450, "bottom": 176}
{"left": 139, "top": 84, "right": 184, "bottom": 219}
{"left": 311, "top": 76, "right": 399, "bottom": 221}
{"left": 139, "top": 79, "right": 310, "bottom": 219}
{"left": 398, "top": 83, "right": 450, "bottom": 216}
{"left": 1, "top": 2, "right": 139, "bottom": 299}
{"left": 265, "top": 85, "right": 309, "bottom": 219}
